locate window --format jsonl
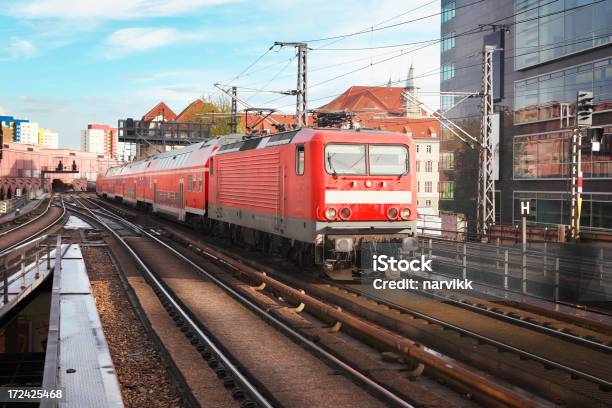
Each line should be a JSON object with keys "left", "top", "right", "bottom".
{"left": 198, "top": 172, "right": 203, "bottom": 192}
{"left": 209, "top": 157, "right": 214, "bottom": 175}
{"left": 441, "top": 64, "right": 455, "bottom": 81}
{"left": 417, "top": 181, "right": 420, "bottom": 193}
{"left": 514, "top": 57, "right": 612, "bottom": 124}
{"left": 369, "top": 145, "right": 408, "bottom": 175}
{"left": 426, "top": 145, "right": 432, "bottom": 153}
{"left": 441, "top": 95, "right": 454, "bottom": 112}
{"left": 325, "top": 144, "right": 366, "bottom": 175}
{"left": 440, "top": 181, "right": 454, "bottom": 199}
{"left": 425, "top": 181, "right": 432, "bottom": 193}
{"left": 442, "top": 1, "right": 455, "bottom": 22}
{"left": 441, "top": 32, "right": 455, "bottom": 52}
{"left": 425, "top": 161, "right": 433, "bottom": 172}
{"left": 441, "top": 152, "right": 454, "bottom": 170}
{"left": 325, "top": 143, "right": 409, "bottom": 176}
{"left": 296, "top": 145, "right": 305, "bottom": 175}
{"left": 416, "top": 145, "right": 420, "bottom": 153}
{"left": 416, "top": 160, "right": 421, "bottom": 172}
{"left": 426, "top": 200, "right": 432, "bottom": 207}
{"left": 187, "top": 175, "right": 193, "bottom": 192}
{"left": 514, "top": 0, "right": 612, "bottom": 69}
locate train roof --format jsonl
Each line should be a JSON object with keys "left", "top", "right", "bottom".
{"left": 103, "top": 128, "right": 412, "bottom": 177}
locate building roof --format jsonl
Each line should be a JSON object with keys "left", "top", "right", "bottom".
{"left": 318, "top": 86, "right": 407, "bottom": 116}
{"left": 142, "top": 102, "right": 177, "bottom": 122}
{"left": 359, "top": 117, "right": 439, "bottom": 139}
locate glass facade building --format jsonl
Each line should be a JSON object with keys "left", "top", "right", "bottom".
{"left": 440, "top": 0, "right": 612, "bottom": 232}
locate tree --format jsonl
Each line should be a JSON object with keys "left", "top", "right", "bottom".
{"left": 181, "top": 95, "right": 241, "bottom": 136}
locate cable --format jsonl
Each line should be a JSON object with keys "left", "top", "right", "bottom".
{"left": 299, "top": 0, "right": 486, "bottom": 43}
{"left": 226, "top": 0, "right": 443, "bottom": 92}
{"left": 246, "top": 56, "right": 296, "bottom": 102}
{"left": 223, "top": 45, "right": 275, "bottom": 85}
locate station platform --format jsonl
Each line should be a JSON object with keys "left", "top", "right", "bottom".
{"left": 43, "top": 244, "right": 124, "bottom": 407}
{"left": 1, "top": 241, "right": 123, "bottom": 406}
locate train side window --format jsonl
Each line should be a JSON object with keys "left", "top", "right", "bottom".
{"left": 209, "top": 157, "right": 214, "bottom": 176}
{"left": 296, "top": 145, "right": 305, "bottom": 175}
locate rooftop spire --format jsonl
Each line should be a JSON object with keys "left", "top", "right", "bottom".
{"left": 405, "top": 63, "right": 416, "bottom": 90}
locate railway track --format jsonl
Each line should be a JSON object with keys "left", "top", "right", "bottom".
{"left": 128, "top": 218, "right": 610, "bottom": 407}
{"left": 69, "top": 197, "right": 440, "bottom": 408}
{"left": 82, "top": 195, "right": 555, "bottom": 408}
{"left": 0, "top": 196, "right": 66, "bottom": 255}
{"left": 162, "top": 229, "right": 612, "bottom": 407}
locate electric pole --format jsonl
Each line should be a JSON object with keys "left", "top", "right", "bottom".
{"left": 477, "top": 45, "right": 496, "bottom": 239}
{"left": 274, "top": 42, "right": 308, "bottom": 128}
{"left": 230, "top": 86, "right": 238, "bottom": 134}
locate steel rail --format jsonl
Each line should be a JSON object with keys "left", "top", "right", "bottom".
{"left": 79, "top": 198, "right": 417, "bottom": 408}
{"left": 0, "top": 197, "right": 66, "bottom": 257}
{"left": 71, "top": 200, "right": 275, "bottom": 408}
{"left": 0, "top": 197, "right": 53, "bottom": 237}
{"left": 128, "top": 223, "right": 542, "bottom": 408}
{"left": 340, "top": 283, "right": 612, "bottom": 389}
{"left": 408, "top": 284, "right": 612, "bottom": 353}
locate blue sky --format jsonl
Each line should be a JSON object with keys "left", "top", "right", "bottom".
{"left": 0, "top": 0, "right": 441, "bottom": 147}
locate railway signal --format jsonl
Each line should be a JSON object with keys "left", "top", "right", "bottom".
{"left": 569, "top": 91, "right": 597, "bottom": 241}
{"left": 576, "top": 91, "right": 594, "bottom": 127}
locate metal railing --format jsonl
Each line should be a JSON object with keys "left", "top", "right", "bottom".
{"left": 1, "top": 234, "right": 53, "bottom": 304}
{"left": 416, "top": 236, "right": 611, "bottom": 302}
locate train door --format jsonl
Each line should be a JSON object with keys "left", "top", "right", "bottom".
{"left": 179, "top": 177, "right": 184, "bottom": 209}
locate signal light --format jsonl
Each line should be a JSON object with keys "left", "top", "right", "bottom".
{"left": 387, "top": 207, "right": 399, "bottom": 219}
{"left": 576, "top": 91, "right": 594, "bottom": 127}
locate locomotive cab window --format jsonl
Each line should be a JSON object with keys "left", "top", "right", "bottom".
{"left": 325, "top": 144, "right": 366, "bottom": 175}
{"left": 296, "top": 145, "right": 305, "bottom": 175}
{"left": 369, "top": 145, "right": 409, "bottom": 175}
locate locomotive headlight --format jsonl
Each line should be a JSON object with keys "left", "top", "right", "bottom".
{"left": 400, "top": 208, "right": 411, "bottom": 219}
{"left": 387, "top": 207, "right": 399, "bottom": 219}
{"left": 339, "top": 207, "right": 351, "bottom": 220}
{"left": 365, "top": 180, "right": 373, "bottom": 188}
{"left": 325, "top": 208, "right": 337, "bottom": 220}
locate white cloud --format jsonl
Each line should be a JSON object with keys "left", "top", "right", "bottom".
{"left": 15, "top": 0, "right": 237, "bottom": 19}
{"left": 6, "top": 37, "right": 36, "bottom": 59}
{"left": 101, "top": 27, "right": 206, "bottom": 59}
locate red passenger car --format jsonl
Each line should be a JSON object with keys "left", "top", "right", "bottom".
{"left": 97, "top": 128, "right": 417, "bottom": 275}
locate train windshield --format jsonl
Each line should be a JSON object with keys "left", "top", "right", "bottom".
{"left": 325, "top": 144, "right": 367, "bottom": 175}
{"left": 369, "top": 145, "right": 408, "bottom": 175}
{"left": 325, "top": 143, "right": 409, "bottom": 176}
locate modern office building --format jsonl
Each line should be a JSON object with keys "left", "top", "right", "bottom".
{"left": 440, "top": 0, "right": 612, "bottom": 232}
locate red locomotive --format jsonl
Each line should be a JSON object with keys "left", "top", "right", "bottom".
{"left": 97, "top": 128, "right": 418, "bottom": 276}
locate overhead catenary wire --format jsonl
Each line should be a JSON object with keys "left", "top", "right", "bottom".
{"left": 298, "top": 0, "right": 486, "bottom": 43}
{"left": 265, "top": 1, "right": 607, "bottom": 112}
